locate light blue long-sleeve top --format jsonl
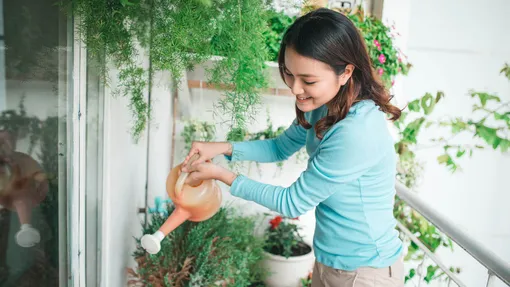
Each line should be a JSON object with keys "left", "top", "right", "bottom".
{"left": 226, "top": 100, "right": 403, "bottom": 271}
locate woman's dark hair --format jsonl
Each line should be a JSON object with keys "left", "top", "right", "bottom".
{"left": 277, "top": 8, "right": 401, "bottom": 139}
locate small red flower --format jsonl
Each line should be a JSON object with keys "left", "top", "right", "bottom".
{"left": 270, "top": 216, "right": 282, "bottom": 229}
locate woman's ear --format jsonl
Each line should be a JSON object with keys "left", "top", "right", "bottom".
{"left": 339, "top": 64, "right": 355, "bottom": 85}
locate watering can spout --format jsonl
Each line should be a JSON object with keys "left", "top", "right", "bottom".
{"left": 141, "top": 154, "right": 222, "bottom": 254}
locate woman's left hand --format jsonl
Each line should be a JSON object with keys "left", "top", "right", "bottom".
{"left": 183, "top": 162, "right": 237, "bottom": 186}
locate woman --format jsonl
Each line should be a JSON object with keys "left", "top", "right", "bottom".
{"left": 182, "top": 8, "right": 404, "bottom": 287}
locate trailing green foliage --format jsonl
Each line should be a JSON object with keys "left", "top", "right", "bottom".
{"left": 69, "top": 0, "right": 270, "bottom": 142}
{"left": 128, "top": 205, "right": 267, "bottom": 287}
{"left": 393, "top": 65, "right": 510, "bottom": 283}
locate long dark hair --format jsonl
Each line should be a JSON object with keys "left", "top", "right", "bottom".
{"left": 277, "top": 8, "right": 401, "bottom": 139}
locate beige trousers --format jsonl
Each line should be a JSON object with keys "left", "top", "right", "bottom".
{"left": 311, "top": 257, "right": 404, "bottom": 287}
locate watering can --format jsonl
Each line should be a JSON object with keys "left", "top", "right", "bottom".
{"left": 140, "top": 154, "right": 222, "bottom": 254}
{"left": 0, "top": 152, "right": 48, "bottom": 248}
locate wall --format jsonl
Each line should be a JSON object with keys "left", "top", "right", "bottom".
{"left": 101, "top": 64, "right": 150, "bottom": 287}
{"left": 383, "top": 0, "right": 510, "bottom": 286}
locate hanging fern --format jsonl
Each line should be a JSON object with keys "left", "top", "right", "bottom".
{"left": 67, "top": 0, "right": 270, "bottom": 142}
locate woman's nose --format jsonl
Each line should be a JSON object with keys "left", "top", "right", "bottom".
{"left": 290, "top": 81, "right": 304, "bottom": 95}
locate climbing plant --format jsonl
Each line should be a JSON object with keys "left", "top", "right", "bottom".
{"left": 68, "top": 0, "right": 270, "bottom": 142}
{"left": 393, "top": 65, "right": 510, "bottom": 284}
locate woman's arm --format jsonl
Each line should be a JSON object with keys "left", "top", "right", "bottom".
{"left": 226, "top": 119, "right": 307, "bottom": 163}
{"left": 222, "top": 112, "right": 391, "bottom": 218}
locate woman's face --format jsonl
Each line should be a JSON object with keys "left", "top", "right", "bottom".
{"left": 283, "top": 47, "right": 353, "bottom": 112}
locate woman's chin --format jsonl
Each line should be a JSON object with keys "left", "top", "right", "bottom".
{"left": 296, "top": 102, "right": 317, "bottom": 113}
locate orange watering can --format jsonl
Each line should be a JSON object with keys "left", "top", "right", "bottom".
{"left": 0, "top": 131, "right": 48, "bottom": 248}
{"left": 141, "top": 154, "right": 222, "bottom": 254}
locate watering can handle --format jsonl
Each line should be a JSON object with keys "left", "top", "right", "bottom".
{"left": 175, "top": 153, "right": 200, "bottom": 196}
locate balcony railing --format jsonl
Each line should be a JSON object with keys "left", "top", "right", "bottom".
{"left": 396, "top": 182, "right": 510, "bottom": 286}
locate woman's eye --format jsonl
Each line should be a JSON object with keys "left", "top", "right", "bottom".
{"left": 304, "top": 81, "right": 316, "bottom": 85}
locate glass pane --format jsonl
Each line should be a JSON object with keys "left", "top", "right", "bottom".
{"left": 0, "top": 0, "right": 71, "bottom": 286}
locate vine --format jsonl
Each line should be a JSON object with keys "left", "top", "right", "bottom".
{"left": 393, "top": 65, "right": 510, "bottom": 283}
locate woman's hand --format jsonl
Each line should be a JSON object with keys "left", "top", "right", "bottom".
{"left": 182, "top": 142, "right": 232, "bottom": 170}
{"left": 183, "top": 162, "right": 237, "bottom": 186}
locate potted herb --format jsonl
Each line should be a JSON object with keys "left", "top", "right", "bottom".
{"left": 262, "top": 215, "right": 314, "bottom": 287}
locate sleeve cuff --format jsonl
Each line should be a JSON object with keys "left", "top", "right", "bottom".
{"left": 223, "top": 141, "right": 247, "bottom": 162}
{"left": 230, "top": 174, "right": 247, "bottom": 197}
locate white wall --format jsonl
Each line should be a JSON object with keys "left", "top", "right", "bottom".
{"left": 101, "top": 64, "right": 150, "bottom": 287}
{"left": 383, "top": 0, "right": 510, "bottom": 286}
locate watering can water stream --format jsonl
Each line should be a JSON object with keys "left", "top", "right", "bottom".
{"left": 141, "top": 154, "right": 222, "bottom": 254}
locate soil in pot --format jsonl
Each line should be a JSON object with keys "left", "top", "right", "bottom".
{"left": 264, "top": 241, "right": 312, "bottom": 257}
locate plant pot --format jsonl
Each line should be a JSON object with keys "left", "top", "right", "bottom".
{"left": 262, "top": 243, "right": 315, "bottom": 287}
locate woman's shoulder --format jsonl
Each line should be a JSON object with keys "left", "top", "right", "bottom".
{"left": 322, "top": 100, "right": 389, "bottom": 143}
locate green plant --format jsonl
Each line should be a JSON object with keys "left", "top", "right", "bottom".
{"left": 128, "top": 205, "right": 267, "bottom": 287}
{"left": 0, "top": 97, "right": 43, "bottom": 155}
{"left": 181, "top": 120, "right": 216, "bottom": 152}
{"left": 300, "top": 272, "right": 313, "bottom": 287}
{"left": 346, "top": 7, "right": 411, "bottom": 88}
{"left": 69, "top": 0, "right": 270, "bottom": 142}
{"left": 263, "top": 215, "right": 310, "bottom": 259}
{"left": 393, "top": 65, "right": 510, "bottom": 283}
{"left": 262, "top": 9, "right": 296, "bottom": 62}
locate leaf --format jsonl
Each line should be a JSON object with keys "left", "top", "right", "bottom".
{"left": 500, "top": 63, "right": 510, "bottom": 80}
{"left": 435, "top": 91, "right": 445, "bottom": 103}
{"left": 494, "top": 112, "right": 510, "bottom": 126}
{"left": 421, "top": 93, "right": 436, "bottom": 115}
{"left": 408, "top": 99, "right": 421, "bottom": 112}
{"left": 437, "top": 154, "right": 449, "bottom": 164}
{"left": 402, "top": 118, "right": 426, "bottom": 144}
{"left": 456, "top": 149, "right": 466, "bottom": 158}
{"left": 500, "top": 139, "right": 510, "bottom": 152}
{"left": 470, "top": 92, "right": 501, "bottom": 107}
{"left": 425, "top": 265, "right": 439, "bottom": 283}
{"left": 475, "top": 124, "right": 501, "bottom": 149}
{"left": 450, "top": 118, "right": 468, "bottom": 134}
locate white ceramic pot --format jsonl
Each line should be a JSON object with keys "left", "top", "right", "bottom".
{"left": 262, "top": 248, "right": 315, "bottom": 287}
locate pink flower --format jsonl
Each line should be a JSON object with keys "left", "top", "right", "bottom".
{"left": 398, "top": 57, "right": 402, "bottom": 63}
{"left": 378, "top": 68, "right": 384, "bottom": 75}
{"left": 374, "top": 39, "right": 380, "bottom": 46}
{"left": 378, "top": 54, "right": 386, "bottom": 64}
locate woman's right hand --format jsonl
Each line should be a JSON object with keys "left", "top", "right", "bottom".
{"left": 182, "top": 141, "right": 232, "bottom": 170}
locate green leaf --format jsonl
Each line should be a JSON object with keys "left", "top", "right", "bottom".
{"left": 437, "top": 154, "right": 450, "bottom": 164}
{"left": 402, "top": 118, "right": 426, "bottom": 144}
{"left": 421, "top": 93, "right": 436, "bottom": 115}
{"left": 425, "top": 265, "right": 439, "bottom": 283}
{"left": 500, "top": 63, "right": 510, "bottom": 80}
{"left": 456, "top": 149, "right": 466, "bottom": 158}
{"left": 470, "top": 92, "right": 501, "bottom": 107}
{"left": 435, "top": 91, "right": 445, "bottom": 103}
{"left": 475, "top": 124, "right": 501, "bottom": 149}
{"left": 500, "top": 139, "right": 510, "bottom": 152}
{"left": 408, "top": 99, "right": 421, "bottom": 112}
{"left": 450, "top": 118, "right": 468, "bottom": 134}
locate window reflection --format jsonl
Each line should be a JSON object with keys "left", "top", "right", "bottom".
{"left": 0, "top": 0, "right": 69, "bottom": 286}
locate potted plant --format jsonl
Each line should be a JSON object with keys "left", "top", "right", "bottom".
{"left": 262, "top": 215, "right": 314, "bottom": 287}
{"left": 129, "top": 203, "right": 268, "bottom": 287}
